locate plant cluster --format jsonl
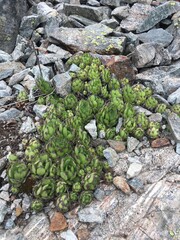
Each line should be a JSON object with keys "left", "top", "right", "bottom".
{"left": 8, "top": 53, "right": 179, "bottom": 213}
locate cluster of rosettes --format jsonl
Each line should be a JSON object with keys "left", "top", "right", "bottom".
{"left": 8, "top": 53, "right": 180, "bottom": 213}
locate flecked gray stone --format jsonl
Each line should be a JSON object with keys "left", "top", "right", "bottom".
{"left": 4, "top": 218, "right": 15, "bottom": 230}
{"left": 0, "top": 108, "right": 21, "bottom": 121}
{"left": 9, "top": 69, "right": 30, "bottom": 86}
{"left": 0, "top": 50, "right": 12, "bottom": 63}
{"left": 176, "top": 143, "right": 180, "bottom": 155}
{"left": 36, "top": 2, "right": 58, "bottom": 17}
{"left": 49, "top": 24, "right": 126, "bottom": 55}
{"left": 132, "top": 43, "right": 171, "bottom": 68}
{"left": 0, "top": 191, "right": 10, "bottom": 202}
{"left": 121, "top": 3, "right": 153, "bottom": 32}
{"left": 167, "top": 88, "right": 180, "bottom": 104}
{"left": 111, "top": 6, "right": 130, "bottom": 20}
{"left": 64, "top": 4, "right": 111, "bottom": 22}
{"left": 127, "top": 137, "right": 140, "bottom": 153}
{"left": 19, "top": 15, "right": 44, "bottom": 39}
{"left": 47, "top": 44, "right": 72, "bottom": 59}
{"left": 167, "top": 112, "right": 180, "bottom": 143}
{"left": 137, "top": 1, "right": 180, "bottom": 33}
{"left": 31, "top": 65, "right": 52, "bottom": 82}
{"left": 78, "top": 207, "right": 106, "bottom": 223}
{"left": 0, "top": 199, "right": 8, "bottom": 223}
{"left": 0, "top": 81, "right": 12, "bottom": 97}
{"left": 100, "top": 0, "right": 120, "bottom": 7}
{"left": 33, "top": 105, "right": 48, "bottom": 118}
{"left": 60, "top": 230, "right": 78, "bottom": 240}
{"left": 103, "top": 147, "right": 119, "bottom": 167}
{"left": 149, "top": 113, "right": 162, "bottom": 123}
{"left": 137, "top": 28, "right": 173, "bottom": 47}
{"left": 0, "top": 61, "right": 25, "bottom": 80}
{"left": 128, "top": 178, "right": 144, "bottom": 194}
{"left": 0, "top": 157, "right": 7, "bottom": 171}
{"left": 53, "top": 72, "right": 72, "bottom": 97}
{"left": 85, "top": 120, "right": 97, "bottom": 139}
{"left": 115, "top": 117, "right": 123, "bottom": 133}
{"left": 133, "top": 106, "right": 152, "bottom": 116}
{"left": 127, "top": 162, "right": 143, "bottom": 179}
{"left": 19, "top": 117, "right": 36, "bottom": 134}
{"left": 100, "top": 19, "right": 119, "bottom": 29}
{"left": 87, "top": 0, "right": 100, "bottom": 7}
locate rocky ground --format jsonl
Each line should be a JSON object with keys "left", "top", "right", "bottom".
{"left": 0, "top": 0, "right": 180, "bottom": 239}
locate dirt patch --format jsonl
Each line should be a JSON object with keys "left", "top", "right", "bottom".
{"left": 0, "top": 120, "right": 21, "bottom": 158}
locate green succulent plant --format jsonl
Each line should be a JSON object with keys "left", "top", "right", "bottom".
{"left": 171, "top": 104, "right": 180, "bottom": 117}
{"left": 8, "top": 162, "right": 28, "bottom": 187}
{"left": 36, "top": 77, "right": 54, "bottom": 94}
{"left": 17, "top": 91, "right": 28, "bottom": 101}
{"left": 56, "top": 181, "right": 68, "bottom": 195}
{"left": 133, "top": 128, "right": 144, "bottom": 139}
{"left": 104, "top": 172, "right": 113, "bottom": 183}
{"left": 31, "top": 199, "right": 43, "bottom": 212}
{"left": 33, "top": 178, "right": 56, "bottom": 200}
{"left": 145, "top": 96, "right": 158, "bottom": 110}
{"left": 108, "top": 78, "right": 120, "bottom": 91}
{"left": 79, "top": 191, "right": 93, "bottom": 206}
{"left": 155, "top": 103, "right": 167, "bottom": 113}
{"left": 122, "top": 84, "right": 135, "bottom": 104}
{"left": 56, "top": 194, "right": 70, "bottom": 212}
{"left": 64, "top": 94, "right": 78, "bottom": 110}
{"left": 84, "top": 172, "right": 100, "bottom": 191}
{"left": 136, "top": 112, "right": 149, "bottom": 130}
{"left": 71, "top": 78, "right": 84, "bottom": 94}
{"left": 147, "top": 127, "right": 159, "bottom": 139}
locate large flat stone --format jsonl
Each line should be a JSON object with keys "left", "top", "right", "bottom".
{"left": 49, "top": 24, "right": 126, "bottom": 55}
{"left": 137, "top": 1, "right": 180, "bottom": 33}
{"left": 64, "top": 4, "right": 111, "bottom": 22}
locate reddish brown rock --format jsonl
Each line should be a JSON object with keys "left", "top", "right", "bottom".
{"left": 107, "top": 140, "right": 126, "bottom": 153}
{"left": 15, "top": 206, "right": 23, "bottom": 217}
{"left": 105, "top": 55, "right": 136, "bottom": 81}
{"left": 113, "top": 176, "right": 131, "bottom": 194}
{"left": 151, "top": 138, "right": 170, "bottom": 148}
{"left": 49, "top": 212, "right": 68, "bottom": 232}
{"left": 77, "top": 228, "right": 90, "bottom": 240}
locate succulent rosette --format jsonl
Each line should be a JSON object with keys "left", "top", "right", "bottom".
{"left": 64, "top": 93, "right": 78, "bottom": 110}
{"left": 30, "top": 154, "right": 51, "bottom": 178}
{"left": 171, "top": 104, "right": 180, "bottom": 117}
{"left": 83, "top": 172, "right": 100, "bottom": 191}
{"left": 136, "top": 112, "right": 149, "bottom": 130}
{"left": 123, "top": 103, "right": 135, "bottom": 119}
{"left": 133, "top": 128, "right": 144, "bottom": 140}
{"left": 87, "top": 78, "right": 102, "bottom": 95}
{"left": 88, "top": 95, "right": 104, "bottom": 114}
{"left": 33, "top": 178, "right": 56, "bottom": 200}
{"left": 31, "top": 199, "right": 43, "bottom": 212}
{"left": 79, "top": 191, "right": 93, "bottom": 206}
{"left": 72, "top": 182, "right": 82, "bottom": 193}
{"left": 104, "top": 172, "right": 113, "bottom": 183}
{"left": 122, "top": 84, "right": 135, "bottom": 104}
{"left": 76, "top": 99, "right": 93, "bottom": 123}
{"left": 147, "top": 127, "right": 159, "bottom": 139}
{"left": 101, "top": 68, "right": 111, "bottom": 83}
{"left": 155, "top": 103, "right": 167, "bottom": 113}
{"left": 108, "top": 78, "right": 120, "bottom": 91}
{"left": 8, "top": 162, "right": 28, "bottom": 187}
{"left": 145, "top": 96, "right": 158, "bottom": 110}
{"left": 56, "top": 181, "right": 68, "bottom": 195}
{"left": 56, "top": 194, "right": 70, "bottom": 213}
{"left": 71, "top": 78, "right": 85, "bottom": 94}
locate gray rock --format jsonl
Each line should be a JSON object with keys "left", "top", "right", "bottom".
{"left": 111, "top": 6, "right": 130, "bottom": 20}
{"left": 0, "top": 0, "right": 27, "bottom": 53}
{"left": 4, "top": 218, "right": 15, "bottom": 230}
{"left": 0, "top": 51, "right": 12, "bottom": 63}
{"left": 137, "top": 2, "right": 180, "bottom": 33}
{"left": 115, "top": 117, "right": 123, "bottom": 133}
{"left": 168, "top": 36, "right": 180, "bottom": 60}
{"left": 133, "top": 106, "right": 152, "bottom": 116}
{"left": 55, "top": 60, "right": 65, "bottom": 74}
{"left": 149, "top": 113, "right": 162, "bottom": 123}
{"left": 36, "top": 2, "right": 58, "bottom": 17}
{"left": 60, "top": 230, "right": 78, "bottom": 240}
{"left": 132, "top": 43, "right": 171, "bottom": 69}
{"left": 127, "top": 162, "right": 143, "bottom": 179}
{"left": 23, "top": 213, "right": 55, "bottom": 240}
{"left": 0, "top": 81, "right": 12, "bottom": 97}
{"left": 64, "top": 4, "right": 111, "bottom": 22}
{"left": 49, "top": 24, "right": 126, "bottom": 55}
{"left": 100, "top": 19, "right": 119, "bottom": 29}
{"left": 121, "top": 3, "right": 153, "bottom": 32}
{"left": 99, "top": 130, "right": 106, "bottom": 139}
{"left": 47, "top": 44, "right": 72, "bottom": 59}
{"left": 0, "top": 184, "right": 10, "bottom": 192}
{"left": 128, "top": 178, "right": 144, "bottom": 194}
{"left": 78, "top": 207, "right": 106, "bottom": 223}
{"left": 103, "top": 147, "right": 119, "bottom": 167}
{"left": 167, "top": 88, "right": 180, "bottom": 104}
{"left": 11, "top": 43, "right": 25, "bottom": 61}
{"left": 0, "top": 157, "right": 7, "bottom": 171}
{"left": 0, "top": 191, "right": 10, "bottom": 202}
{"left": 85, "top": 120, "right": 97, "bottom": 139}
{"left": 22, "top": 75, "right": 36, "bottom": 91}
{"left": 69, "top": 15, "right": 97, "bottom": 26}
{"left": 0, "top": 108, "right": 21, "bottom": 121}
{"left": 87, "top": 0, "right": 100, "bottom": 7}
{"left": 0, "top": 61, "right": 25, "bottom": 81}
{"left": 31, "top": 65, "right": 52, "bottom": 82}
{"left": 53, "top": 72, "right": 72, "bottom": 97}
{"left": 19, "top": 15, "right": 44, "bottom": 39}
{"left": 100, "top": 0, "right": 121, "bottom": 7}
{"left": 0, "top": 199, "right": 7, "bottom": 223}
{"left": 176, "top": 143, "right": 180, "bottom": 155}
{"left": 33, "top": 105, "right": 48, "bottom": 118}
{"left": 136, "top": 61, "right": 180, "bottom": 96}
{"left": 94, "top": 188, "right": 105, "bottom": 201}
{"left": 22, "top": 194, "right": 31, "bottom": 211}
{"left": 20, "top": 117, "right": 36, "bottom": 134}
{"left": 69, "top": 64, "right": 80, "bottom": 73}
{"left": 167, "top": 112, "right": 180, "bottom": 143}
{"left": 127, "top": 137, "right": 140, "bottom": 153}
{"left": 9, "top": 69, "right": 30, "bottom": 86}
{"left": 137, "top": 28, "right": 173, "bottom": 47}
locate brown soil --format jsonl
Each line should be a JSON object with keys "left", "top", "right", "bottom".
{"left": 0, "top": 120, "right": 21, "bottom": 158}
